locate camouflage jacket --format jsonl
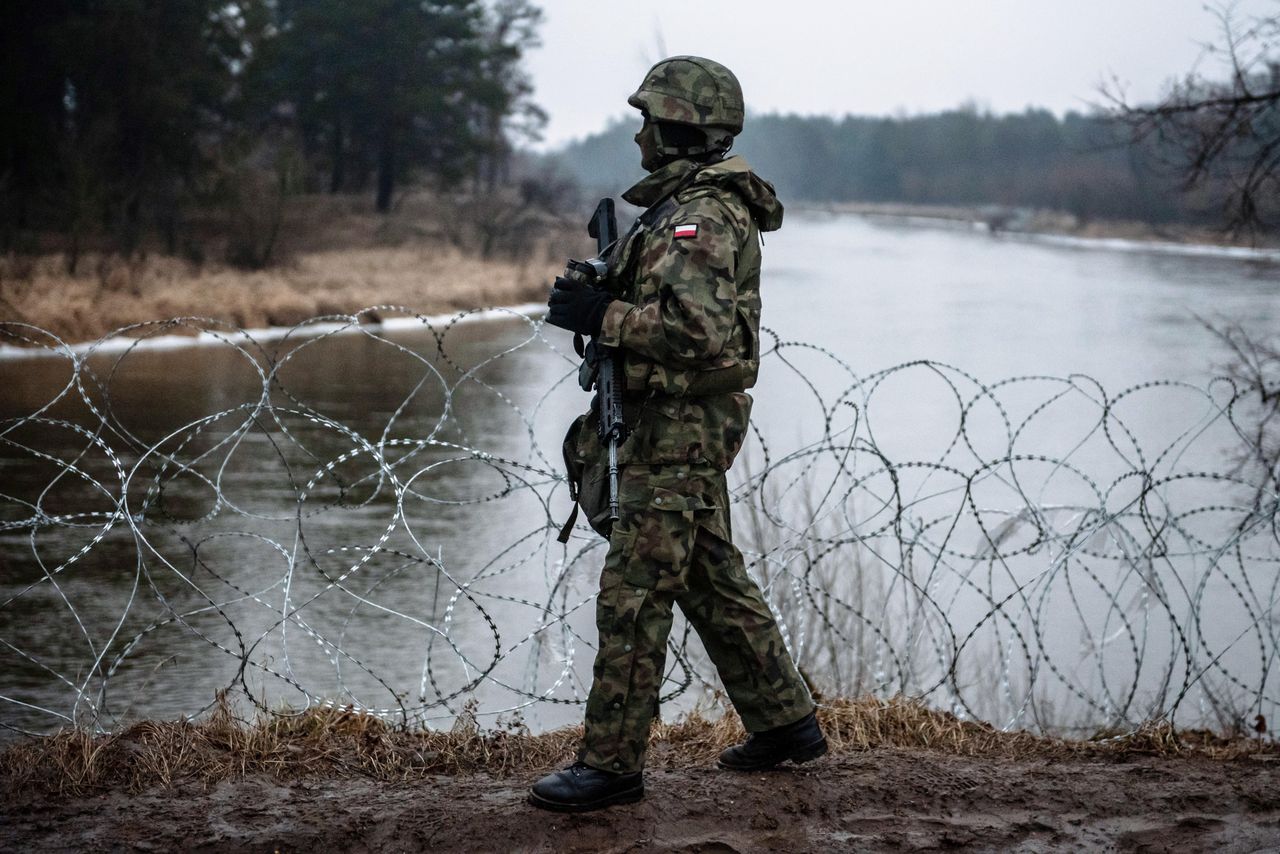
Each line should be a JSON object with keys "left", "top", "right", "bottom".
{"left": 594, "top": 155, "right": 784, "bottom": 470}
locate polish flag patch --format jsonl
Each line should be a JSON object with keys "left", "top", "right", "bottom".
{"left": 673, "top": 223, "right": 699, "bottom": 239}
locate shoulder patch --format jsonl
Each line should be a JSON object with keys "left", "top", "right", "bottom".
{"left": 673, "top": 223, "right": 698, "bottom": 239}
{"left": 677, "top": 185, "right": 752, "bottom": 241}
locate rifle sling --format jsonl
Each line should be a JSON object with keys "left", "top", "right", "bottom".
{"left": 556, "top": 501, "right": 580, "bottom": 544}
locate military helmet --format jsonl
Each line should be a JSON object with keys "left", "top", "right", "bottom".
{"left": 628, "top": 55, "right": 745, "bottom": 135}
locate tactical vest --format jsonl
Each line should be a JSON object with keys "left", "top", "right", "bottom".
{"left": 598, "top": 167, "right": 764, "bottom": 471}
{"left": 603, "top": 172, "right": 763, "bottom": 400}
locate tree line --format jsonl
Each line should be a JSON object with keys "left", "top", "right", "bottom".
{"left": 554, "top": 106, "right": 1242, "bottom": 228}
{"left": 556, "top": 6, "right": 1278, "bottom": 237}
{"left": 5, "top": 1, "right": 1273, "bottom": 273}
{"left": 1, "top": 0, "right": 544, "bottom": 266}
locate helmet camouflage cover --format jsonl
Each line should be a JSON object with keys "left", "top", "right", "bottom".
{"left": 628, "top": 55, "right": 745, "bottom": 135}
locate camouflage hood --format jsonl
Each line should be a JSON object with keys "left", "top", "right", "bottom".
{"left": 622, "top": 155, "right": 784, "bottom": 232}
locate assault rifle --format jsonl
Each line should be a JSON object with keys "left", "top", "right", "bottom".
{"left": 569, "top": 198, "right": 627, "bottom": 525}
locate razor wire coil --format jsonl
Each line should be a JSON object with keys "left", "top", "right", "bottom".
{"left": 1, "top": 307, "right": 1277, "bottom": 738}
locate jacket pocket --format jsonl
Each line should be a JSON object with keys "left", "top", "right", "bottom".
{"left": 622, "top": 394, "right": 754, "bottom": 470}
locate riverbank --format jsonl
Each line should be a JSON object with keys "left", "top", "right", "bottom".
{"left": 7, "top": 751, "right": 1279, "bottom": 852}
{"left": 803, "top": 200, "right": 1280, "bottom": 255}
{"left": 3, "top": 697, "right": 1278, "bottom": 851}
{"left": 0, "top": 188, "right": 576, "bottom": 349}
{"left": 6, "top": 197, "right": 1277, "bottom": 352}
{"left": 0, "top": 246, "right": 561, "bottom": 350}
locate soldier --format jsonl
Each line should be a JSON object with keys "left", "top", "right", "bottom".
{"left": 531, "top": 56, "right": 825, "bottom": 812}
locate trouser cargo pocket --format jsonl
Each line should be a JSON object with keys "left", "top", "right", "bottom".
{"left": 617, "top": 477, "right": 718, "bottom": 592}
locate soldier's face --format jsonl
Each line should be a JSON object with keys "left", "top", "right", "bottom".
{"left": 634, "top": 116, "right": 664, "bottom": 172}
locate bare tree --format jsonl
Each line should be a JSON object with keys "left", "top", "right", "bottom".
{"left": 1199, "top": 319, "right": 1280, "bottom": 502}
{"left": 1106, "top": 3, "right": 1280, "bottom": 235}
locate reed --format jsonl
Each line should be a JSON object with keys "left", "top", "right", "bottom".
{"left": 0, "top": 246, "right": 560, "bottom": 346}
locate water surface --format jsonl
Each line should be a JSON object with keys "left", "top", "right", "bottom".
{"left": 2, "top": 214, "right": 1277, "bottom": 737}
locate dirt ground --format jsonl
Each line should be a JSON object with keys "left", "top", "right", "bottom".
{"left": 4, "top": 748, "right": 1279, "bottom": 853}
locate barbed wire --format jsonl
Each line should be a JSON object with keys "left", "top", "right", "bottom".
{"left": 1, "top": 308, "right": 1277, "bottom": 738}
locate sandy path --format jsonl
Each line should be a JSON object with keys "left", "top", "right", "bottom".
{"left": 5, "top": 748, "right": 1280, "bottom": 852}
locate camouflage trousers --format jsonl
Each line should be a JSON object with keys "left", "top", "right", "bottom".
{"left": 579, "top": 462, "right": 814, "bottom": 773}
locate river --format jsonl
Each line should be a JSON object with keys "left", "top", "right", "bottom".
{"left": 2, "top": 212, "right": 1277, "bottom": 738}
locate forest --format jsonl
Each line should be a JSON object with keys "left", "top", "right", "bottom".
{"left": 555, "top": 107, "right": 1225, "bottom": 226}
{"left": 1, "top": 0, "right": 545, "bottom": 266}
{"left": 4, "top": 0, "right": 1276, "bottom": 276}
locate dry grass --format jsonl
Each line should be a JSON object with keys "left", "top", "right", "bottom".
{"left": 2, "top": 695, "right": 1273, "bottom": 799}
{"left": 0, "top": 246, "right": 560, "bottom": 346}
{"left": 0, "top": 187, "right": 580, "bottom": 346}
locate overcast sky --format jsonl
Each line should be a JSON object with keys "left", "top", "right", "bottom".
{"left": 524, "top": 0, "right": 1277, "bottom": 149}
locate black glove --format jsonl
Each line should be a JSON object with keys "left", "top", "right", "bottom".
{"left": 546, "top": 275, "right": 614, "bottom": 336}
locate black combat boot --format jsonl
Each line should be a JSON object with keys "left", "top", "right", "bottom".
{"left": 718, "top": 710, "right": 828, "bottom": 771}
{"left": 528, "top": 762, "right": 644, "bottom": 812}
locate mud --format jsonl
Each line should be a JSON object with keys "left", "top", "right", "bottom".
{"left": 5, "top": 748, "right": 1280, "bottom": 852}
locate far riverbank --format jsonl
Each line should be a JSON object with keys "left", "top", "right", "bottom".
{"left": 0, "top": 189, "right": 574, "bottom": 349}
{"left": 0, "top": 247, "right": 560, "bottom": 351}
{"left": 801, "top": 200, "right": 1280, "bottom": 255}
{"left": 5, "top": 196, "right": 1276, "bottom": 351}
